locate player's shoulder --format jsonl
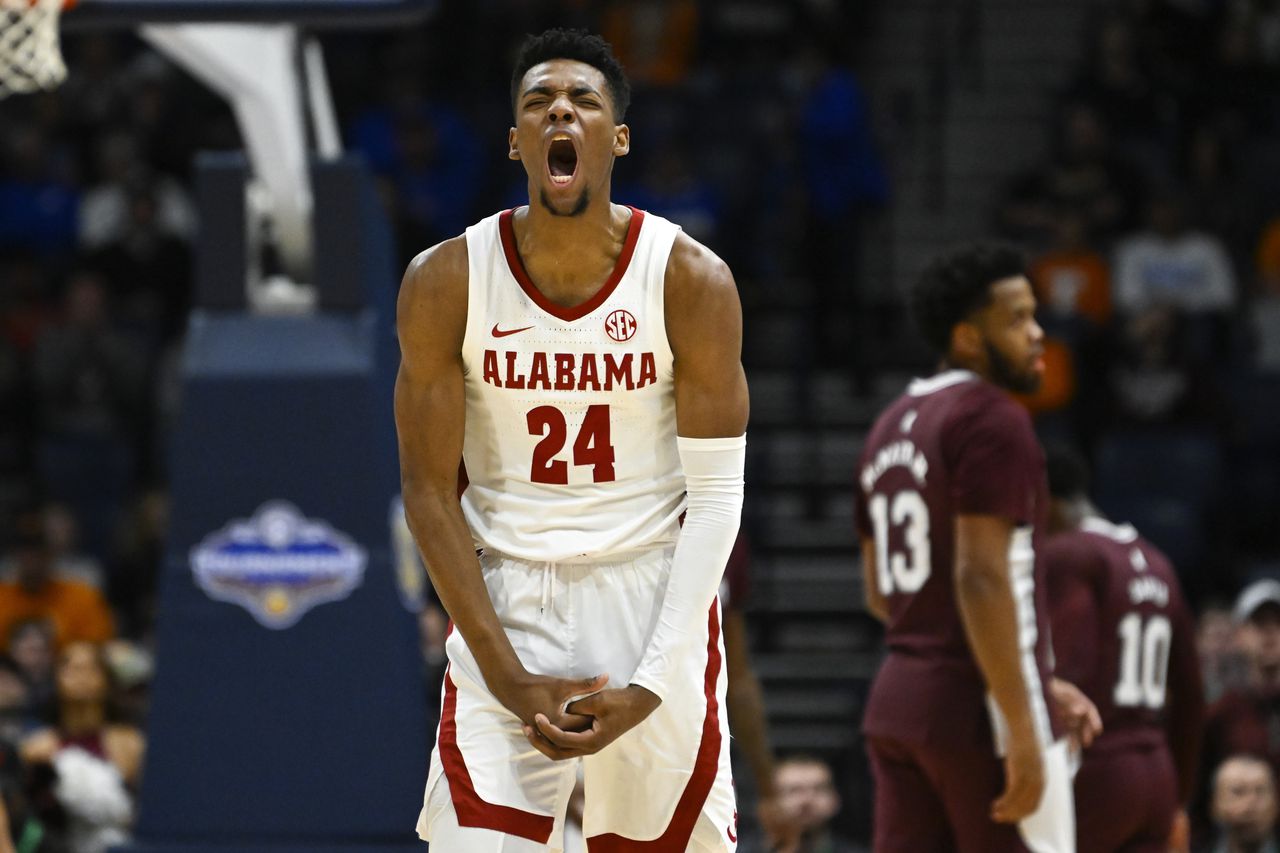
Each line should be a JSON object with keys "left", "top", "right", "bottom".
{"left": 1043, "top": 529, "right": 1106, "bottom": 572}
{"left": 956, "top": 378, "right": 1030, "bottom": 422}
{"left": 664, "top": 230, "right": 737, "bottom": 307}
{"left": 401, "top": 235, "right": 468, "bottom": 299}
{"left": 663, "top": 230, "right": 740, "bottom": 347}
{"left": 903, "top": 372, "right": 1033, "bottom": 443}
{"left": 397, "top": 235, "right": 468, "bottom": 322}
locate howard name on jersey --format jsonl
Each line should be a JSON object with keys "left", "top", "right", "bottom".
{"left": 458, "top": 207, "right": 686, "bottom": 563}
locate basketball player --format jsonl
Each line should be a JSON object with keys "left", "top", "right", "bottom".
{"left": 855, "top": 244, "right": 1098, "bottom": 852}
{"left": 395, "top": 29, "right": 748, "bottom": 852}
{"left": 1043, "top": 447, "right": 1204, "bottom": 853}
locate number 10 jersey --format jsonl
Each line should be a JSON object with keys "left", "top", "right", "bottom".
{"left": 457, "top": 206, "right": 684, "bottom": 562}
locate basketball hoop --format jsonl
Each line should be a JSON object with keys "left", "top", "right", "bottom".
{"left": 0, "top": 0, "right": 72, "bottom": 99}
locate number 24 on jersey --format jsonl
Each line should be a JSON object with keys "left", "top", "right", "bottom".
{"left": 527, "top": 404, "right": 616, "bottom": 484}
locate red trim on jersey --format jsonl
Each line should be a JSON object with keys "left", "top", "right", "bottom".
{"left": 498, "top": 206, "right": 644, "bottom": 322}
{"left": 438, "top": 666, "right": 555, "bottom": 843}
{"left": 586, "top": 602, "right": 724, "bottom": 852}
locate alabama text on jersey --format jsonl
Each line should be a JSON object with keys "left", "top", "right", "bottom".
{"left": 458, "top": 207, "right": 684, "bottom": 562}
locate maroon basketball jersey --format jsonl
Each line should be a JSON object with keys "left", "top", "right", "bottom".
{"left": 1045, "top": 519, "right": 1203, "bottom": 794}
{"left": 856, "top": 370, "right": 1058, "bottom": 750}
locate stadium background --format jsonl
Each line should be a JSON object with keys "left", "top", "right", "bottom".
{"left": 0, "top": 0, "right": 1277, "bottom": 849}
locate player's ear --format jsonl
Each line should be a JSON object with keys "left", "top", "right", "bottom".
{"left": 613, "top": 124, "right": 630, "bottom": 157}
{"left": 951, "top": 321, "right": 983, "bottom": 361}
{"left": 508, "top": 127, "right": 520, "bottom": 161}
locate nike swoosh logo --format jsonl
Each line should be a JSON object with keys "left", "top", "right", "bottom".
{"left": 492, "top": 324, "right": 534, "bottom": 338}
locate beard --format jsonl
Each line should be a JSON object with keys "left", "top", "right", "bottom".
{"left": 539, "top": 186, "right": 590, "bottom": 217}
{"left": 985, "top": 339, "right": 1042, "bottom": 395}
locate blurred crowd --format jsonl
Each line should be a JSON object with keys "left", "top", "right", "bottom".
{"left": 0, "top": 0, "right": 1275, "bottom": 849}
{"left": 1000, "top": 0, "right": 1280, "bottom": 608}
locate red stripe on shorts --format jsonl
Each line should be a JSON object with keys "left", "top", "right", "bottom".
{"left": 438, "top": 666, "right": 555, "bottom": 843}
{"left": 587, "top": 601, "right": 724, "bottom": 852}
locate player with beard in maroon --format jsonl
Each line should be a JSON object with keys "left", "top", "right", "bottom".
{"left": 1043, "top": 446, "right": 1204, "bottom": 852}
{"left": 856, "top": 244, "right": 1100, "bottom": 853}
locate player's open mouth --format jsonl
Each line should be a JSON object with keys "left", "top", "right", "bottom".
{"left": 547, "top": 137, "right": 578, "bottom": 185}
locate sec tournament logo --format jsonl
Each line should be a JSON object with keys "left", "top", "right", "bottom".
{"left": 190, "top": 502, "right": 367, "bottom": 629}
{"left": 605, "top": 309, "right": 637, "bottom": 342}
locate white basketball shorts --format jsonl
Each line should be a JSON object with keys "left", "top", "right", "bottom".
{"left": 416, "top": 545, "right": 738, "bottom": 852}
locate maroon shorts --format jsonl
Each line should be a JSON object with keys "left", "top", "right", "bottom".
{"left": 866, "top": 733, "right": 1031, "bottom": 853}
{"left": 1074, "top": 744, "right": 1177, "bottom": 853}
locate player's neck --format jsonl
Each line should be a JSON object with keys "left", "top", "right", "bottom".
{"left": 939, "top": 357, "right": 984, "bottom": 381}
{"left": 513, "top": 198, "right": 630, "bottom": 292}
{"left": 520, "top": 193, "right": 621, "bottom": 247}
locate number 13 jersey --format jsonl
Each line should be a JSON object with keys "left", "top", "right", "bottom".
{"left": 854, "top": 370, "right": 1060, "bottom": 750}
{"left": 458, "top": 206, "right": 684, "bottom": 562}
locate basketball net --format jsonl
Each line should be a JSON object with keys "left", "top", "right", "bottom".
{"left": 0, "top": 0, "right": 70, "bottom": 99}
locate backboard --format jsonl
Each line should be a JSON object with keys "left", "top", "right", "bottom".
{"left": 65, "top": 0, "right": 435, "bottom": 29}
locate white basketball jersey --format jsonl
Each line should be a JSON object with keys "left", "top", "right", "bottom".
{"left": 458, "top": 207, "right": 684, "bottom": 562}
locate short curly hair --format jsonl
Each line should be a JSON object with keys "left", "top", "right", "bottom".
{"left": 910, "top": 243, "right": 1027, "bottom": 356}
{"left": 511, "top": 28, "right": 631, "bottom": 122}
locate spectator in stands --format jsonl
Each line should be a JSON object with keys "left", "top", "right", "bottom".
{"left": 774, "top": 755, "right": 859, "bottom": 853}
{"left": 32, "top": 272, "right": 146, "bottom": 555}
{"left": 628, "top": 137, "right": 722, "bottom": 247}
{"left": 798, "top": 48, "right": 887, "bottom": 384}
{"left": 0, "top": 657, "right": 32, "bottom": 746}
{"left": 1184, "top": 123, "right": 1255, "bottom": 265}
{"left": 1030, "top": 206, "right": 1113, "bottom": 330}
{"left": 997, "top": 100, "right": 1144, "bottom": 245}
{"left": 1201, "top": 601, "right": 1254, "bottom": 704}
{"left": 1103, "top": 304, "right": 1218, "bottom": 428}
{"left": 348, "top": 75, "right": 483, "bottom": 255}
{"left": 41, "top": 504, "right": 104, "bottom": 591}
{"left": 32, "top": 270, "right": 146, "bottom": 443}
{"left": 0, "top": 126, "right": 79, "bottom": 257}
{"left": 8, "top": 621, "right": 55, "bottom": 723}
{"left": 0, "top": 513, "right": 114, "bottom": 656}
{"left": 20, "top": 641, "right": 142, "bottom": 853}
{"left": 600, "top": 0, "right": 699, "bottom": 89}
{"left": 88, "top": 176, "right": 193, "bottom": 348}
{"left": 1068, "top": 13, "right": 1166, "bottom": 145}
{"left": 1201, "top": 581, "right": 1280, "bottom": 818}
{"left": 107, "top": 491, "right": 166, "bottom": 643}
{"left": 1258, "top": 217, "right": 1280, "bottom": 294}
{"left": 0, "top": 250, "right": 54, "bottom": 356}
{"left": 1207, "top": 754, "right": 1279, "bottom": 853}
{"left": 1113, "top": 187, "right": 1238, "bottom": 315}
{"left": 1252, "top": 216, "right": 1280, "bottom": 372}
{"left": 77, "top": 130, "right": 195, "bottom": 253}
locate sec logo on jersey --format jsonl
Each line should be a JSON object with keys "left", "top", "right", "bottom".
{"left": 605, "top": 309, "right": 637, "bottom": 342}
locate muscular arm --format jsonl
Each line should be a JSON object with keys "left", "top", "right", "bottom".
{"left": 394, "top": 240, "right": 526, "bottom": 694}
{"left": 399, "top": 244, "right": 608, "bottom": 732}
{"left": 861, "top": 537, "right": 888, "bottom": 622}
{"left": 955, "top": 515, "right": 1046, "bottom": 759}
{"left": 628, "top": 234, "right": 749, "bottom": 700}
